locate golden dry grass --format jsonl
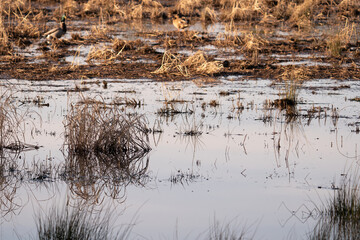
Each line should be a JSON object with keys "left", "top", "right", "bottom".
{"left": 0, "top": 5, "right": 11, "bottom": 54}
{"left": 129, "top": 0, "right": 166, "bottom": 19}
{"left": 221, "top": 0, "right": 265, "bottom": 21}
{"left": 200, "top": 6, "right": 218, "bottom": 23}
{"left": 327, "top": 21, "right": 355, "bottom": 58}
{"left": 65, "top": 96, "right": 150, "bottom": 157}
{"left": 175, "top": 0, "right": 207, "bottom": 16}
{"left": 153, "top": 51, "right": 223, "bottom": 77}
{"left": 60, "top": 0, "right": 80, "bottom": 16}
{"left": 86, "top": 45, "right": 117, "bottom": 62}
{"left": 83, "top": 0, "right": 118, "bottom": 15}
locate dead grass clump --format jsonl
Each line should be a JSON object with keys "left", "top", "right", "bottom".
{"left": 65, "top": 97, "right": 151, "bottom": 157}
{"left": 215, "top": 31, "right": 242, "bottom": 47}
{"left": 0, "top": 9, "right": 12, "bottom": 55}
{"left": 112, "top": 38, "right": 143, "bottom": 53}
{"left": 129, "top": 0, "right": 167, "bottom": 19}
{"left": 64, "top": 96, "right": 151, "bottom": 199}
{"left": 61, "top": 0, "right": 80, "bottom": 16}
{"left": 288, "top": 0, "right": 320, "bottom": 28}
{"left": 154, "top": 51, "right": 188, "bottom": 76}
{"left": 327, "top": 22, "right": 355, "bottom": 58}
{"left": 153, "top": 51, "right": 223, "bottom": 77}
{"left": 83, "top": 0, "right": 118, "bottom": 16}
{"left": 0, "top": 89, "right": 28, "bottom": 152}
{"left": 338, "top": 0, "right": 360, "bottom": 17}
{"left": 280, "top": 66, "right": 309, "bottom": 82}
{"left": 7, "top": 11, "right": 41, "bottom": 39}
{"left": 273, "top": 67, "right": 307, "bottom": 113}
{"left": 221, "top": 0, "right": 265, "bottom": 21}
{"left": 0, "top": 0, "right": 30, "bottom": 14}
{"left": 86, "top": 45, "right": 118, "bottom": 62}
{"left": 200, "top": 6, "right": 218, "bottom": 23}
{"left": 175, "top": 0, "right": 211, "bottom": 16}
{"left": 87, "top": 25, "right": 112, "bottom": 40}
{"left": 242, "top": 31, "right": 268, "bottom": 64}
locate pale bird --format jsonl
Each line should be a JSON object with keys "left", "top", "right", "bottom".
{"left": 172, "top": 15, "right": 189, "bottom": 31}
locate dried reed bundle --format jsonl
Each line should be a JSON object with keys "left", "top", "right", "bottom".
{"left": 129, "top": 0, "right": 166, "bottom": 19}
{"left": 63, "top": 97, "right": 151, "bottom": 200}
{"left": 153, "top": 51, "right": 223, "bottom": 76}
{"left": 65, "top": 97, "right": 150, "bottom": 157}
{"left": 86, "top": 45, "right": 117, "bottom": 62}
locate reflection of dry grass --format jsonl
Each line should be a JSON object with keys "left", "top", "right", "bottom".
{"left": 0, "top": 90, "right": 26, "bottom": 151}
{"left": 154, "top": 51, "right": 223, "bottom": 77}
{"left": 64, "top": 96, "right": 150, "bottom": 201}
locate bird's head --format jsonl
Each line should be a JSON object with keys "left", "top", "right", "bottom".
{"left": 61, "top": 15, "right": 66, "bottom": 22}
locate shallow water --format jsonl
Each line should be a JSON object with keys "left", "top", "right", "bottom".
{"left": 1, "top": 77, "right": 360, "bottom": 239}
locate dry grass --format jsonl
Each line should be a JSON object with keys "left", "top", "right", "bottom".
{"left": 37, "top": 203, "right": 133, "bottom": 240}
{"left": 272, "top": 67, "right": 308, "bottom": 113}
{"left": 6, "top": 10, "right": 41, "bottom": 39}
{"left": 0, "top": 5, "right": 11, "bottom": 55}
{"left": 310, "top": 169, "right": 360, "bottom": 240}
{"left": 154, "top": 51, "right": 223, "bottom": 77}
{"left": 87, "top": 45, "right": 118, "bottom": 62}
{"left": 83, "top": 0, "right": 118, "bottom": 16}
{"left": 327, "top": 21, "right": 356, "bottom": 58}
{"left": 0, "top": 0, "right": 30, "bottom": 14}
{"left": 65, "top": 96, "right": 150, "bottom": 157}
{"left": 61, "top": 0, "right": 80, "bottom": 16}
{"left": 112, "top": 38, "right": 143, "bottom": 52}
{"left": 242, "top": 31, "right": 268, "bottom": 64}
{"left": 0, "top": 88, "right": 29, "bottom": 152}
{"left": 129, "top": 0, "right": 167, "bottom": 19}
{"left": 63, "top": 96, "right": 150, "bottom": 201}
{"left": 87, "top": 24, "right": 112, "bottom": 40}
{"left": 200, "top": 6, "right": 218, "bottom": 23}
{"left": 221, "top": 0, "right": 264, "bottom": 21}
{"left": 175, "top": 0, "right": 209, "bottom": 16}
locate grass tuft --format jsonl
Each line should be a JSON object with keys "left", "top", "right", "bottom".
{"left": 65, "top": 96, "right": 150, "bottom": 157}
{"left": 36, "top": 203, "right": 133, "bottom": 240}
{"left": 309, "top": 170, "right": 360, "bottom": 239}
{"left": 154, "top": 51, "right": 223, "bottom": 77}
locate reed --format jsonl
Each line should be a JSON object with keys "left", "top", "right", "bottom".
{"left": 0, "top": 89, "right": 26, "bottom": 151}
{"left": 129, "top": 0, "right": 166, "bottom": 19}
{"left": 309, "top": 169, "right": 360, "bottom": 240}
{"left": 86, "top": 45, "right": 117, "bottom": 62}
{"left": 0, "top": 4, "right": 11, "bottom": 55}
{"left": 63, "top": 96, "right": 150, "bottom": 201}
{"left": 65, "top": 96, "right": 150, "bottom": 157}
{"left": 36, "top": 203, "right": 132, "bottom": 240}
{"left": 327, "top": 21, "right": 355, "bottom": 58}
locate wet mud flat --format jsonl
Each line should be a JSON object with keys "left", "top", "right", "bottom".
{"left": 0, "top": 25, "right": 360, "bottom": 81}
{"left": 0, "top": 1, "right": 359, "bottom": 81}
